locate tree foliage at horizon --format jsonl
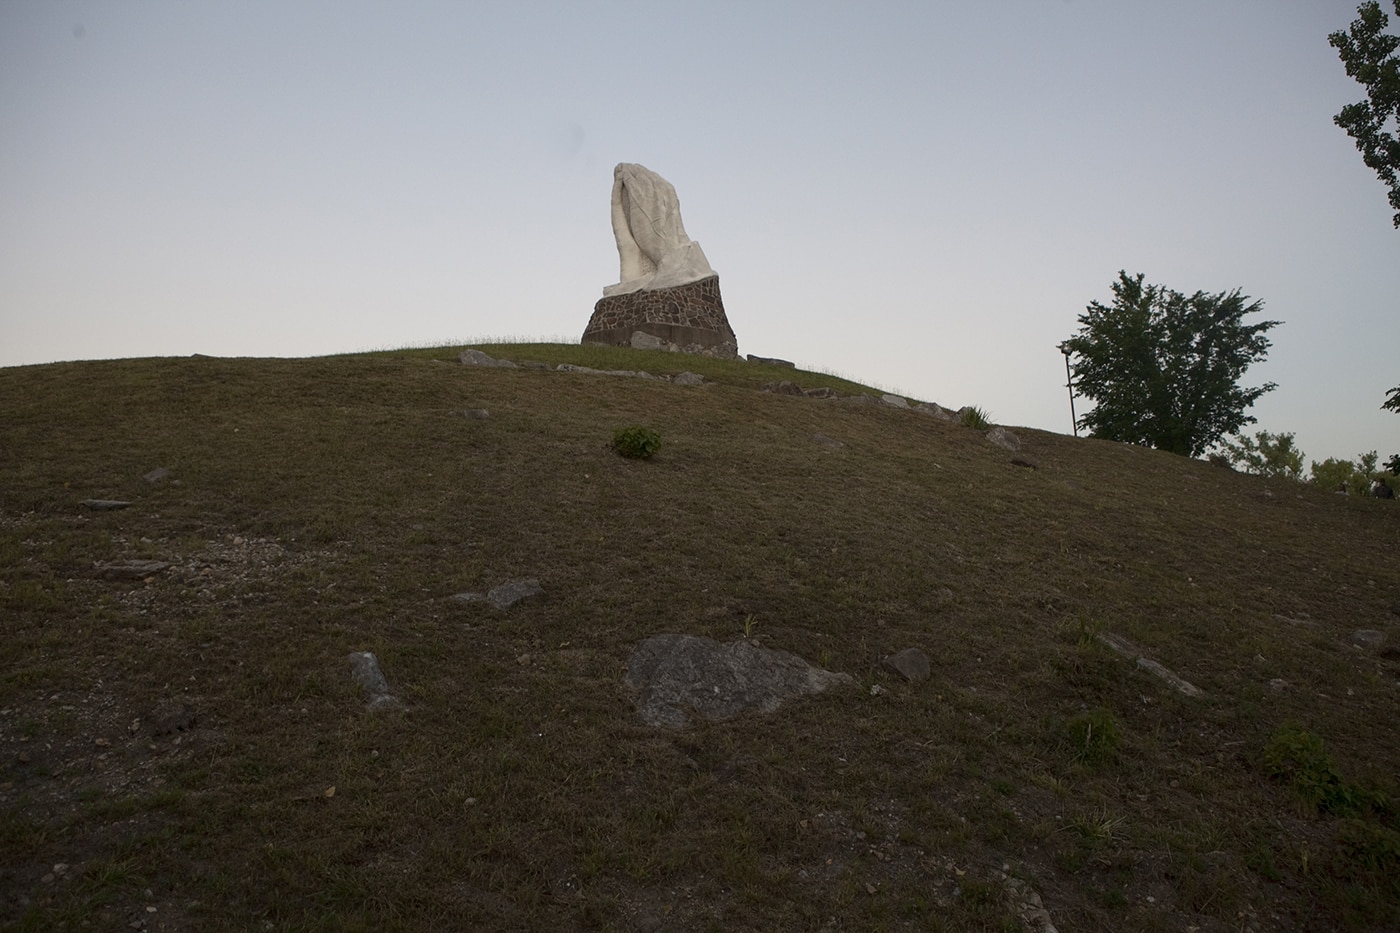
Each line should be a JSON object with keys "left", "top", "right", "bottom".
{"left": 1330, "top": 1, "right": 1400, "bottom": 229}
{"left": 1225, "top": 429, "right": 1305, "bottom": 480}
{"left": 1062, "top": 272, "right": 1279, "bottom": 458}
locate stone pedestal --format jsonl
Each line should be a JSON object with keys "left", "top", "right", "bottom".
{"left": 582, "top": 275, "right": 738, "bottom": 358}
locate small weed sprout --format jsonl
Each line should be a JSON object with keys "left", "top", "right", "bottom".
{"left": 1063, "top": 708, "right": 1121, "bottom": 765}
{"left": 742, "top": 615, "right": 759, "bottom": 638}
{"left": 612, "top": 427, "right": 662, "bottom": 460}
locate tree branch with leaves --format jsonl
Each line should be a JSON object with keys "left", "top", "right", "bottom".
{"left": 1330, "top": 1, "right": 1400, "bottom": 227}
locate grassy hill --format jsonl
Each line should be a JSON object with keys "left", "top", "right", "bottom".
{"left": 2, "top": 343, "right": 1397, "bottom": 931}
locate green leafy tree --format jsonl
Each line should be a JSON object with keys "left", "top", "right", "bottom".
{"left": 1225, "top": 430, "right": 1305, "bottom": 480}
{"left": 1386, "top": 452, "right": 1400, "bottom": 473}
{"left": 1309, "top": 451, "right": 1383, "bottom": 495}
{"left": 1061, "top": 272, "right": 1280, "bottom": 458}
{"left": 1329, "top": 1, "right": 1400, "bottom": 227}
{"left": 1310, "top": 456, "right": 1360, "bottom": 494}
{"left": 1384, "top": 384, "right": 1400, "bottom": 411}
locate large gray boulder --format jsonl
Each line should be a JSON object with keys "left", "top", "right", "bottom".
{"left": 624, "top": 634, "right": 852, "bottom": 728}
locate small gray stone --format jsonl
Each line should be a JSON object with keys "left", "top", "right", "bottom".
{"left": 672, "top": 372, "right": 705, "bottom": 386}
{"left": 458, "top": 349, "right": 517, "bottom": 368}
{"left": 83, "top": 499, "right": 131, "bottom": 511}
{"left": 487, "top": 579, "right": 542, "bottom": 610}
{"left": 462, "top": 409, "right": 490, "bottom": 419}
{"left": 96, "top": 559, "right": 169, "bottom": 579}
{"left": 913, "top": 402, "right": 955, "bottom": 421}
{"left": 986, "top": 427, "right": 1021, "bottom": 451}
{"left": 813, "top": 433, "right": 845, "bottom": 449}
{"left": 882, "top": 647, "right": 931, "bottom": 682}
{"left": 348, "top": 651, "right": 401, "bottom": 710}
{"left": 143, "top": 468, "right": 170, "bottom": 484}
{"left": 1353, "top": 629, "right": 1386, "bottom": 650}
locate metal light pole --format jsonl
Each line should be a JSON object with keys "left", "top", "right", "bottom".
{"left": 1059, "top": 344, "right": 1078, "bottom": 437}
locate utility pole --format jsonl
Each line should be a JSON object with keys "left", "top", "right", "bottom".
{"left": 1059, "top": 344, "right": 1078, "bottom": 437}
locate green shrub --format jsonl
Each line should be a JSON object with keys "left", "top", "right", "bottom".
{"left": 1062, "top": 708, "right": 1121, "bottom": 765}
{"left": 1262, "top": 722, "right": 1379, "bottom": 816}
{"left": 959, "top": 406, "right": 993, "bottom": 430}
{"left": 612, "top": 426, "right": 662, "bottom": 460}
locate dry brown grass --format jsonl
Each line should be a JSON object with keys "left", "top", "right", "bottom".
{"left": 1, "top": 343, "right": 1397, "bottom": 931}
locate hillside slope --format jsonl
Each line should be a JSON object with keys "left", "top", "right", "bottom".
{"left": 2, "top": 344, "right": 1398, "bottom": 931}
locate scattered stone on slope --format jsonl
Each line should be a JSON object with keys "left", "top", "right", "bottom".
{"left": 913, "top": 401, "right": 955, "bottom": 421}
{"left": 142, "top": 467, "right": 170, "bottom": 484}
{"left": 748, "top": 354, "right": 795, "bottom": 367}
{"left": 1352, "top": 629, "right": 1385, "bottom": 650}
{"left": 451, "top": 579, "right": 543, "bottom": 610}
{"left": 347, "top": 651, "right": 401, "bottom": 711}
{"left": 96, "top": 559, "right": 170, "bottom": 580}
{"left": 881, "top": 648, "right": 931, "bottom": 682}
{"left": 880, "top": 394, "right": 910, "bottom": 409}
{"left": 624, "top": 634, "right": 853, "bottom": 728}
{"left": 458, "top": 349, "right": 518, "bottom": 368}
{"left": 986, "top": 427, "right": 1021, "bottom": 451}
{"left": 82, "top": 499, "right": 131, "bottom": 511}
{"left": 813, "top": 433, "right": 845, "bottom": 450}
{"left": 1095, "top": 632, "right": 1204, "bottom": 698}
{"left": 803, "top": 386, "right": 836, "bottom": 399}
{"left": 462, "top": 409, "right": 491, "bottom": 419}
{"left": 993, "top": 867, "right": 1059, "bottom": 933}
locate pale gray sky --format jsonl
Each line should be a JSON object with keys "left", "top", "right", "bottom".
{"left": 2, "top": 1, "right": 1396, "bottom": 465}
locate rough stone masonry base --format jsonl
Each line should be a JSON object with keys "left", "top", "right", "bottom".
{"left": 582, "top": 275, "right": 738, "bottom": 358}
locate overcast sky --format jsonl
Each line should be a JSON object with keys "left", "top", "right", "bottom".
{"left": 2, "top": 1, "right": 1396, "bottom": 465}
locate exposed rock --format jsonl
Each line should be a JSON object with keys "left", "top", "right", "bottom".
{"left": 748, "top": 354, "right": 795, "bottom": 368}
{"left": 624, "top": 634, "right": 853, "bottom": 728}
{"left": 452, "top": 579, "right": 543, "bottom": 610}
{"left": 143, "top": 467, "right": 170, "bottom": 484}
{"left": 672, "top": 372, "right": 705, "bottom": 386}
{"left": 462, "top": 409, "right": 490, "bottom": 420}
{"left": 555, "top": 363, "right": 657, "bottom": 379}
{"left": 630, "top": 331, "right": 676, "bottom": 352}
{"left": 986, "top": 427, "right": 1021, "bottom": 451}
{"left": 762, "top": 381, "right": 804, "bottom": 396}
{"left": 913, "top": 402, "right": 955, "bottom": 421}
{"left": 458, "top": 349, "right": 517, "bottom": 368}
{"left": 1353, "top": 629, "right": 1386, "bottom": 650}
{"left": 882, "top": 648, "right": 931, "bottom": 682}
{"left": 803, "top": 387, "right": 837, "bottom": 399}
{"left": 96, "top": 559, "right": 170, "bottom": 580}
{"left": 347, "top": 652, "right": 401, "bottom": 711}
{"left": 82, "top": 499, "right": 131, "bottom": 511}
{"left": 1096, "top": 632, "right": 1204, "bottom": 697}
{"left": 880, "top": 394, "right": 910, "bottom": 409}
